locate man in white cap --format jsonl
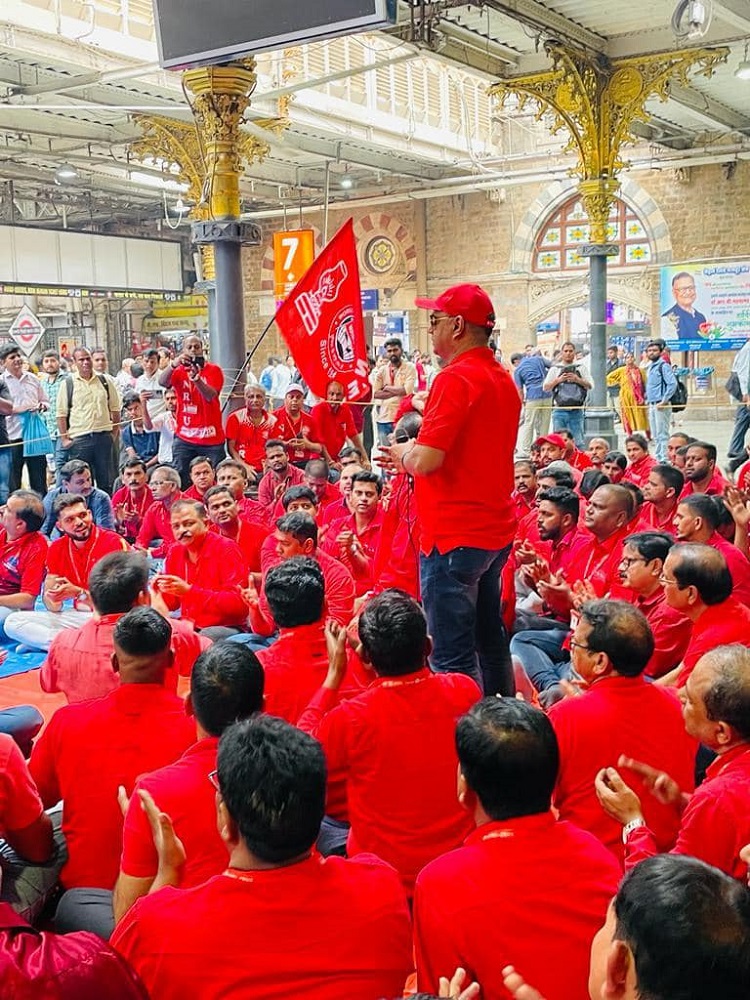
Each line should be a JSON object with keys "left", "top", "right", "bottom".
{"left": 382, "top": 284, "right": 520, "bottom": 696}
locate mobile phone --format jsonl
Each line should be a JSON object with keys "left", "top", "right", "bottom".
{"left": 192, "top": 356, "right": 205, "bottom": 369}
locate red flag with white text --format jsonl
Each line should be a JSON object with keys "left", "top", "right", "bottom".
{"left": 274, "top": 219, "right": 370, "bottom": 401}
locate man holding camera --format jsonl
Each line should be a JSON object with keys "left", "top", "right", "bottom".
{"left": 159, "top": 335, "right": 225, "bottom": 488}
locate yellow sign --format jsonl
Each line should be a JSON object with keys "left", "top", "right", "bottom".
{"left": 273, "top": 230, "right": 315, "bottom": 302}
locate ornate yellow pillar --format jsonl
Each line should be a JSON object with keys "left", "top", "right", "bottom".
{"left": 490, "top": 43, "right": 727, "bottom": 427}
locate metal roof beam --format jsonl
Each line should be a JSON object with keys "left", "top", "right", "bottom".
{"left": 666, "top": 84, "right": 750, "bottom": 133}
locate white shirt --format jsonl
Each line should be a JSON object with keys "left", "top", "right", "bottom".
{"left": 732, "top": 341, "right": 750, "bottom": 397}
{"left": 134, "top": 372, "right": 166, "bottom": 419}
{"left": 270, "top": 364, "right": 292, "bottom": 399}
{"left": 151, "top": 410, "right": 176, "bottom": 463}
{"left": 3, "top": 371, "right": 48, "bottom": 440}
{"left": 543, "top": 359, "right": 593, "bottom": 394}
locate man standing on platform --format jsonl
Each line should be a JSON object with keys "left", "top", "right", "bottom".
{"left": 159, "top": 335, "right": 225, "bottom": 488}
{"left": 372, "top": 338, "right": 417, "bottom": 446}
{"left": 644, "top": 339, "right": 676, "bottom": 463}
{"left": 383, "top": 284, "right": 520, "bottom": 695}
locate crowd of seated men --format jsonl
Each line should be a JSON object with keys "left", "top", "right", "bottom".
{"left": 0, "top": 340, "right": 748, "bottom": 999}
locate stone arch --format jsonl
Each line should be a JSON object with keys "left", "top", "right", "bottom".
{"left": 527, "top": 273, "right": 654, "bottom": 332}
{"left": 353, "top": 212, "right": 418, "bottom": 275}
{"left": 513, "top": 175, "right": 673, "bottom": 274}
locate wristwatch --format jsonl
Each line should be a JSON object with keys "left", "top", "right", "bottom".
{"left": 622, "top": 818, "right": 645, "bottom": 843}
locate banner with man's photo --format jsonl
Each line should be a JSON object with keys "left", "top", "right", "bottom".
{"left": 660, "top": 260, "right": 750, "bottom": 351}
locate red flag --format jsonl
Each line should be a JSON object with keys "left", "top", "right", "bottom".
{"left": 274, "top": 219, "right": 370, "bottom": 401}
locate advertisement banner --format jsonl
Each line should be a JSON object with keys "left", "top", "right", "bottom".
{"left": 660, "top": 261, "right": 750, "bottom": 351}
{"left": 274, "top": 219, "right": 370, "bottom": 401}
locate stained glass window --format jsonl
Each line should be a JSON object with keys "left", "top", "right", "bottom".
{"left": 533, "top": 196, "right": 652, "bottom": 272}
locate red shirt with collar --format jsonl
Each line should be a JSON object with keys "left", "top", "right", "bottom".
{"left": 209, "top": 518, "right": 266, "bottom": 573}
{"left": 121, "top": 737, "right": 225, "bottom": 889}
{"left": 679, "top": 468, "right": 726, "bottom": 499}
{"left": 566, "top": 448, "right": 593, "bottom": 472}
{"left": 737, "top": 459, "right": 750, "bottom": 492}
{"left": 256, "top": 464, "right": 304, "bottom": 509}
{"left": 47, "top": 527, "right": 129, "bottom": 592}
{"left": 372, "top": 472, "right": 421, "bottom": 598}
{"left": 112, "top": 853, "right": 412, "bottom": 1000}
{"left": 414, "top": 812, "right": 620, "bottom": 1000}
{"left": 624, "top": 743, "right": 750, "bottom": 880}
{"left": 163, "top": 532, "right": 249, "bottom": 629}
{"left": 0, "top": 902, "right": 147, "bottom": 1000}
{"left": 321, "top": 495, "right": 350, "bottom": 526}
{"left": 253, "top": 546, "right": 355, "bottom": 636}
{"left": 549, "top": 674, "right": 696, "bottom": 861}
{"left": 29, "top": 685, "right": 193, "bottom": 889}
{"left": 135, "top": 495, "right": 183, "bottom": 558}
{"left": 183, "top": 484, "right": 208, "bottom": 502}
{"left": 257, "top": 621, "right": 330, "bottom": 725}
{"left": 636, "top": 500, "right": 678, "bottom": 534}
{"left": 0, "top": 528, "right": 47, "bottom": 599}
{"left": 511, "top": 490, "right": 535, "bottom": 522}
{"left": 271, "top": 406, "right": 321, "bottom": 464}
{"left": 416, "top": 346, "right": 520, "bottom": 554}
{"left": 170, "top": 362, "right": 225, "bottom": 447}
{"left": 634, "top": 587, "right": 691, "bottom": 678}
{"left": 624, "top": 453, "right": 657, "bottom": 488}
{"left": 237, "top": 495, "right": 273, "bottom": 532}
{"left": 40, "top": 615, "right": 208, "bottom": 703}
{"left": 707, "top": 532, "right": 750, "bottom": 607}
{"left": 311, "top": 401, "right": 358, "bottom": 460}
{"left": 564, "top": 526, "right": 629, "bottom": 596}
{"left": 677, "top": 596, "right": 750, "bottom": 686}
{"left": 321, "top": 508, "right": 385, "bottom": 595}
{"left": 0, "top": 734, "right": 45, "bottom": 837}
{"left": 225, "top": 408, "right": 277, "bottom": 471}
{"left": 111, "top": 485, "right": 155, "bottom": 543}
{"left": 270, "top": 480, "right": 341, "bottom": 522}
{"left": 298, "top": 668, "right": 480, "bottom": 894}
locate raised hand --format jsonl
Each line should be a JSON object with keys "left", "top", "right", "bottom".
{"left": 503, "top": 966, "right": 547, "bottom": 1000}
{"left": 438, "top": 967, "right": 481, "bottom": 1000}
{"left": 617, "top": 755, "right": 684, "bottom": 809}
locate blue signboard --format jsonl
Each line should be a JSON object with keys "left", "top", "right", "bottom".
{"left": 386, "top": 314, "right": 404, "bottom": 334}
{"left": 361, "top": 288, "right": 379, "bottom": 311}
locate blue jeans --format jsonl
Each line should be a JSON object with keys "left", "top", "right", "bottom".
{"left": 648, "top": 403, "right": 672, "bottom": 463}
{"left": 0, "top": 705, "right": 43, "bottom": 758}
{"left": 420, "top": 544, "right": 513, "bottom": 695}
{"left": 552, "top": 408, "right": 585, "bottom": 447}
{"left": 728, "top": 404, "right": 750, "bottom": 460}
{"left": 510, "top": 627, "right": 571, "bottom": 693}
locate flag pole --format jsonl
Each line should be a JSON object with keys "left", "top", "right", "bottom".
{"left": 221, "top": 312, "right": 278, "bottom": 414}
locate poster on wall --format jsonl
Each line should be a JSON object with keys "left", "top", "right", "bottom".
{"left": 660, "top": 261, "right": 750, "bottom": 351}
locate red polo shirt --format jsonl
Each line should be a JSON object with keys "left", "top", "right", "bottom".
{"left": 225, "top": 409, "right": 277, "bottom": 472}
{"left": 271, "top": 407, "right": 321, "bottom": 464}
{"left": 0, "top": 528, "right": 47, "bottom": 599}
{"left": 372, "top": 472, "right": 421, "bottom": 598}
{"left": 256, "top": 464, "right": 304, "bottom": 509}
{"left": 565, "top": 526, "right": 629, "bottom": 596}
{"left": 679, "top": 468, "right": 726, "bottom": 499}
{"left": 0, "top": 734, "right": 45, "bottom": 837}
{"left": 171, "top": 362, "right": 225, "bottom": 447}
{"left": 311, "top": 401, "right": 358, "bottom": 460}
{"left": 416, "top": 346, "right": 520, "bottom": 554}
{"left": 624, "top": 454, "right": 656, "bottom": 488}
{"left": 121, "top": 737, "right": 225, "bottom": 889}
{"left": 163, "top": 532, "right": 249, "bottom": 629}
{"left": 111, "top": 854, "right": 412, "bottom": 1000}
{"left": 414, "top": 812, "right": 620, "bottom": 1000}
{"left": 29, "top": 685, "right": 194, "bottom": 889}
{"left": 298, "top": 668, "right": 480, "bottom": 895}
{"left": 636, "top": 500, "right": 678, "bottom": 534}
{"left": 253, "top": 548, "right": 355, "bottom": 636}
{"left": 321, "top": 508, "right": 385, "bottom": 595}
{"left": 183, "top": 484, "right": 207, "bottom": 502}
{"left": 209, "top": 518, "right": 266, "bottom": 572}
{"left": 135, "top": 495, "right": 182, "bottom": 558}
{"left": 511, "top": 490, "right": 535, "bottom": 522}
{"left": 676, "top": 596, "right": 750, "bottom": 686}
{"left": 111, "top": 485, "right": 155, "bottom": 543}
{"left": 566, "top": 447, "right": 593, "bottom": 472}
{"left": 40, "top": 615, "right": 209, "bottom": 703}
{"left": 257, "top": 621, "right": 330, "bottom": 725}
{"left": 47, "top": 527, "right": 129, "bottom": 592}
{"left": 549, "top": 674, "right": 696, "bottom": 860}
{"left": 237, "top": 496, "right": 273, "bottom": 532}
{"left": 634, "top": 588, "right": 691, "bottom": 678}
{"left": 707, "top": 532, "right": 750, "bottom": 607}
{"left": 624, "top": 743, "right": 750, "bottom": 880}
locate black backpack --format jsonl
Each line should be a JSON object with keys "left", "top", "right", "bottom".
{"left": 671, "top": 373, "right": 688, "bottom": 413}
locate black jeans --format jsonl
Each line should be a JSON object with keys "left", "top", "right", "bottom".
{"left": 172, "top": 438, "right": 226, "bottom": 490}
{"left": 69, "top": 431, "right": 114, "bottom": 494}
{"left": 8, "top": 441, "right": 47, "bottom": 495}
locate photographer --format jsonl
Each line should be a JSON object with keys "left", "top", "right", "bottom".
{"left": 159, "top": 335, "right": 226, "bottom": 488}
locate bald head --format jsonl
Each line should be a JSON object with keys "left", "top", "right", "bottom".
{"left": 696, "top": 645, "right": 750, "bottom": 741}
{"left": 584, "top": 484, "right": 633, "bottom": 541}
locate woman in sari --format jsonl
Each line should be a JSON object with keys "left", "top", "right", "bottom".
{"left": 606, "top": 353, "right": 649, "bottom": 435}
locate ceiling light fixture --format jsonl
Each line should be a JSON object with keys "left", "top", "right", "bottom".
{"left": 735, "top": 43, "right": 750, "bottom": 80}
{"left": 340, "top": 175, "right": 354, "bottom": 190}
{"left": 54, "top": 163, "right": 78, "bottom": 184}
{"left": 671, "top": 0, "right": 712, "bottom": 40}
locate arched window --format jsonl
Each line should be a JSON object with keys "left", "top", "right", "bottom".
{"left": 533, "top": 196, "right": 652, "bottom": 272}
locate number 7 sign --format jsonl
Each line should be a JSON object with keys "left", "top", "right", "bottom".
{"left": 273, "top": 230, "right": 316, "bottom": 303}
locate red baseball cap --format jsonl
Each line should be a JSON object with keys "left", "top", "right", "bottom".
{"left": 535, "top": 433, "right": 567, "bottom": 450}
{"left": 415, "top": 284, "right": 496, "bottom": 331}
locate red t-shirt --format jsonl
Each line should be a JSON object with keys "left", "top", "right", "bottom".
{"left": 372, "top": 472, "right": 420, "bottom": 598}
{"left": 549, "top": 674, "right": 696, "bottom": 860}
{"left": 707, "top": 532, "right": 750, "bottom": 607}
{"left": 564, "top": 526, "right": 629, "bottom": 596}
{"left": 135, "top": 496, "right": 182, "bottom": 558}
{"left": 636, "top": 500, "right": 678, "bottom": 534}
{"left": 163, "top": 532, "right": 249, "bottom": 628}
{"left": 258, "top": 622, "right": 330, "bottom": 725}
{"left": 298, "top": 669, "right": 480, "bottom": 894}
{"left": 253, "top": 547, "right": 355, "bottom": 636}
{"left": 634, "top": 588, "right": 691, "bottom": 678}
{"left": 624, "top": 454, "right": 657, "bottom": 488}
{"left": 311, "top": 402, "right": 357, "bottom": 460}
{"left": 111, "top": 854, "right": 412, "bottom": 1000}
{"left": 47, "top": 527, "right": 130, "bottom": 592}
{"left": 0, "top": 734, "right": 45, "bottom": 837}
{"left": 677, "top": 596, "right": 750, "bottom": 686}
{"left": 416, "top": 347, "right": 520, "bottom": 553}
{"left": 225, "top": 409, "right": 278, "bottom": 471}
{"left": 321, "top": 509, "right": 385, "bottom": 595}
{"left": 237, "top": 496, "right": 273, "bottom": 532}
{"left": 121, "top": 738, "right": 225, "bottom": 888}
{"left": 29, "top": 685, "right": 194, "bottom": 889}
{"left": 414, "top": 812, "right": 620, "bottom": 1000}
{"left": 271, "top": 407, "right": 320, "bottom": 464}
{"left": 170, "top": 363, "right": 225, "bottom": 447}
{"left": 624, "top": 743, "right": 750, "bottom": 880}
{"left": 679, "top": 468, "right": 726, "bottom": 499}
{"left": 111, "top": 486, "right": 155, "bottom": 543}
{"left": 256, "top": 465, "right": 305, "bottom": 509}
{"left": 0, "top": 529, "right": 47, "bottom": 599}
{"left": 209, "top": 519, "right": 266, "bottom": 573}
{"left": 40, "top": 614, "right": 209, "bottom": 703}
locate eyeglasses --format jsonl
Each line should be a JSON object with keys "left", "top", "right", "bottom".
{"left": 569, "top": 638, "right": 592, "bottom": 652}
{"left": 619, "top": 556, "right": 646, "bottom": 568}
{"left": 659, "top": 574, "right": 682, "bottom": 588}
{"left": 429, "top": 313, "right": 453, "bottom": 327}
{"left": 674, "top": 284, "right": 696, "bottom": 293}
{"left": 208, "top": 769, "right": 220, "bottom": 792}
